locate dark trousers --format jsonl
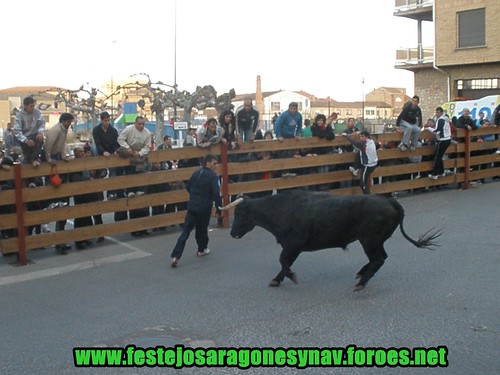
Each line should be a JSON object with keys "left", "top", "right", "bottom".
{"left": 171, "top": 210, "right": 211, "bottom": 259}
{"left": 432, "top": 139, "right": 451, "bottom": 176}
{"left": 360, "top": 165, "right": 377, "bottom": 195}
{"left": 20, "top": 135, "right": 43, "bottom": 164}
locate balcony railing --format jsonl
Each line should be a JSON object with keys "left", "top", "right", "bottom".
{"left": 394, "top": 0, "right": 433, "bottom": 12}
{"left": 395, "top": 47, "right": 434, "bottom": 66}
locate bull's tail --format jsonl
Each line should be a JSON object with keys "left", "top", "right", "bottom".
{"left": 389, "top": 198, "right": 442, "bottom": 250}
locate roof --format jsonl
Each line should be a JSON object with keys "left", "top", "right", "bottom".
{"left": 232, "top": 91, "right": 281, "bottom": 101}
{"left": 373, "top": 87, "right": 407, "bottom": 94}
{"left": 293, "top": 90, "right": 315, "bottom": 99}
{"left": 0, "top": 86, "right": 65, "bottom": 101}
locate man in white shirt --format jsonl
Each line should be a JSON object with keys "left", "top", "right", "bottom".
{"left": 117, "top": 116, "right": 152, "bottom": 235}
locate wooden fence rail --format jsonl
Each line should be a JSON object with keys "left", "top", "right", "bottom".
{"left": 1, "top": 128, "right": 499, "bottom": 263}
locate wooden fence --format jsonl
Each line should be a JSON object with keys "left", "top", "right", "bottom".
{"left": 1, "top": 127, "right": 499, "bottom": 264}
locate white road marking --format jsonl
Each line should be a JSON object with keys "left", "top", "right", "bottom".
{"left": 0, "top": 236, "right": 151, "bottom": 286}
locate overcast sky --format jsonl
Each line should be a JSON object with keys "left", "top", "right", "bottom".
{"left": 1, "top": 0, "right": 434, "bottom": 102}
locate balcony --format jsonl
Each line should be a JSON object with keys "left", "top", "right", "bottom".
{"left": 394, "top": 0, "right": 433, "bottom": 21}
{"left": 395, "top": 47, "right": 434, "bottom": 69}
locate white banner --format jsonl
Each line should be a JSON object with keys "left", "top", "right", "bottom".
{"left": 442, "top": 95, "right": 500, "bottom": 121}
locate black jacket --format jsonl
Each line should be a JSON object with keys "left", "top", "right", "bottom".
{"left": 237, "top": 108, "right": 259, "bottom": 132}
{"left": 92, "top": 124, "right": 120, "bottom": 155}
{"left": 397, "top": 102, "right": 422, "bottom": 127}
{"left": 186, "top": 167, "right": 222, "bottom": 213}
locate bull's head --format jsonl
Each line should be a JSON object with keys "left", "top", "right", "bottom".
{"left": 221, "top": 196, "right": 255, "bottom": 239}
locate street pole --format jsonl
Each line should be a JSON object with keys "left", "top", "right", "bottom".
{"left": 111, "top": 40, "right": 117, "bottom": 124}
{"left": 361, "top": 76, "right": 365, "bottom": 124}
{"left": 173, "top": 0, "right": 178, "bottom": 121}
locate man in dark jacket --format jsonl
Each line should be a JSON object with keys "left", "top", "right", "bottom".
{"left": 236, "top": 98, "right": 259, "bottom": 142}
{"left": 396, "top": 95, "right": 422, "bottom": 151}
{"left": 170, "top": 154, "right": 222, "bottom": 267}
{"left": 455, "top": 108, "right": 477, "bottom": 130}
{"left": 92, "top": 111, "right": 123, "bottom": 202}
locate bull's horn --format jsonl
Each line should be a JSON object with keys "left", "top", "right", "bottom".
{"left": 220, "top": 197, "right": 244, "bottom": 211}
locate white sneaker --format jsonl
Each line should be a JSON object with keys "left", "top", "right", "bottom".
{"left": 108, "top": 193, "right": 117, "bottom": 200}
{"left": 397, "top": 143, "right": 408, "bottom": 152}
{"left": 41, "top": 224, "right": 51, "bottom": 233}
{"left": 349, "top": 166, "right": 358, "bottom": 176}
{"left": 197, "top": 249, "right": 210, "bottom": 257}
{"left": 136, "top": 191, "right": 145, "bottom": 197}
{"left": 49, "top": 201, "right": 67, "bottom": 209}
{"left": 428, "top": 174, "right": 438, "bottom": 180}
{"left": 127, "top": 192, "right": 135, "bottom": 198}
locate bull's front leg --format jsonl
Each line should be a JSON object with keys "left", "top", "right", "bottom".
{"left": 269, "top": 248, "right": 300, "bottom": 287}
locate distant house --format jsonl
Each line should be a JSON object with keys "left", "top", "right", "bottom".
{"left": 365, "top": 87, "right": 410, "bottom": 118}
{"left": 0, "top": 86, "right": 68, "bottom": 130}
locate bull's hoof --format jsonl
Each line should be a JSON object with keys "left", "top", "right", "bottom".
{"left": 355, "top": 273, "right": 362, "bottom": 279}
{"left": 353, "top": 284, "right": 365, "bottom": 292}
{"left": 269, "top": 279, "right": 281, "bottom": 287}
{"left": 287, "top": 272, "right": 298, "bottom": 284}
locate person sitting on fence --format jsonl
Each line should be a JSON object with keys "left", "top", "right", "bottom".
{"left": 396, "top": 95, "right": 422, "bottom": 152}
{"left": 12, "top": 96, "right": 45, "bottom": 168}
{"left": 197, "top": 118, "right": 224, "bottom": 148}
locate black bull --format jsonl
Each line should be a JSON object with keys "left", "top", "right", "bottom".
{"left": 224, "top": 191, "right": 441, "bottom": 291}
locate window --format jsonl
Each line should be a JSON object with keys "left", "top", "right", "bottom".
{"left": 457, "top": 78, "right": 500, "bottom": 90}
{"left": 457, "top": 8, "right": 485, "bottom": 48}
{"left": 366, "top": 110, "right": 375, "bottom": 116}
{"left": 271, "top": 102, "right": 280, "bottom": 111}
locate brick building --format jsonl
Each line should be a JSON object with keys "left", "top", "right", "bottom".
{"left": 394, "top": 0, "right": 500, "bottom": 119}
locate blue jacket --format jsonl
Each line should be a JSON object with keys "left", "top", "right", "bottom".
{"left": 186, "top": 167, "right": 222, "bottom": 213}
{"left": 275, "top": 110, "right": 303, "bottom": 138}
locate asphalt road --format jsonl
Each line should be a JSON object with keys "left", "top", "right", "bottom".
{"left": 0, "top": 182, "right": 498, "bottom": 375}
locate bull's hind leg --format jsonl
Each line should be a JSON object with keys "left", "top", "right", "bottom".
{"left": 355, "top": 243, "right": 388, "bottom": 292}
{"left": 269, "top": 249, "right": 300, "bottom": 287}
